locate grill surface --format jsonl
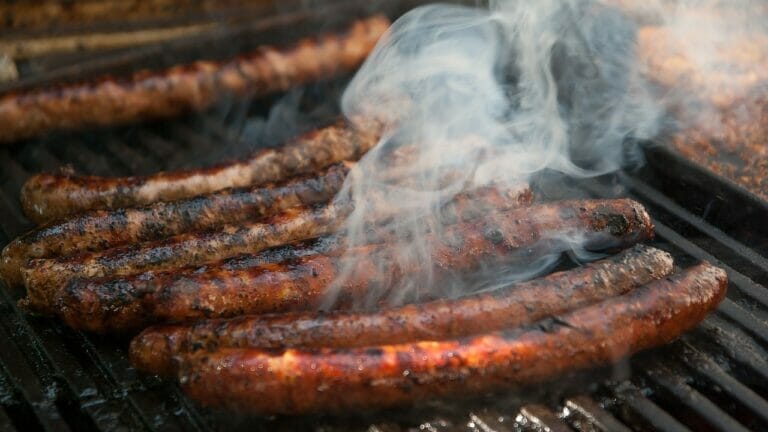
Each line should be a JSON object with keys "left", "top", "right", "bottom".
{"left": 1, "top": 2, "right": 768, "bottom": 431}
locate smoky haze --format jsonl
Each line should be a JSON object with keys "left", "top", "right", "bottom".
{"left": 632, "top": 0, "right": 768, "bottom": 132}
{"left": 325, "top": 0, "right": 662, "bottom": 309}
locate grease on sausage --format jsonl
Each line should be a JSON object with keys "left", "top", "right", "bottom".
{"left": 178, "top": 263, "right": 727, "bottom": 414}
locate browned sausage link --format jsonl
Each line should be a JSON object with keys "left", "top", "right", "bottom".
{"left": 0, "top": 163, "right": 349, "bottom": 287}
{"left": 20, "top": 118, "right": 383, "bottom": 224}
{"left": 20, "top": 184, "right": 533, "bottom": 314}
{"left": 0, "top": 16, "right": 390, "bottom": 145}
{"left": 20, "top": 203, "right": 350, "bottom": 314}
{"left": 130, "top": 244, "right": 673, "bottom": 376}
{"left": 55, "top": 199, "right": 654, "bottom": 333}
{"left": 179, "top": 263, "right": 727, "bottom": 414}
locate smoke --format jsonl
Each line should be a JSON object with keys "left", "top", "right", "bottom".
{"left": 328, "top": 1, "right": 662, "bottom": 308}
{"left": 631, "top": 0, "right": 768, "bottom": 128}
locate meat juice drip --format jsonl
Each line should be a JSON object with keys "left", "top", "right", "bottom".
{"left": 330, "top": 0, "right": 662, "bottom": 308}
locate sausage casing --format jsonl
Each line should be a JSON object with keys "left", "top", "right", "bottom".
{"left": 20, "top": 119, "right": 381, "bottom": 223}
{"left": 1, "top": 163, "right": 349, "bottom": 287}
{"left": 20, "top": 184, "right": 533, "bottom": 314}
{"left": 130, "top": 244, "right": 673, "bottom": 376}
{"left": 0, "top": 16, "right": 390, "bottom": 145}
{"left": 56, "top": 199, "right": 654, "bottom": 333}
{"left": 179, "top": 263, "right": 727, "bottom": 414}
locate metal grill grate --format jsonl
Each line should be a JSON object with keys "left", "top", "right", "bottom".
{"left": 1, "top": 3, "right": 767, "bottom": 431}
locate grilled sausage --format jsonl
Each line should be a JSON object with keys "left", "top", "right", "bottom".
{"left": 20, "top": 118, "right": 383, "bottom": 224}
{"left": 55, "top": 199, "right": 654, "bottom": 333}
{"left": 0, "top": 16, "right": 390, "bottom": 145}
{"left": 0, "top": 163, "right": 349, "bottom": 287}
{"left": 178, "top": 262, "right": 727, "bottom": 414}
{"left": 19, "top": 203, "right": 348, "bottom": 314}
{"left": 130, "top": 244, "right": 673, "bottom": 376}
{"left": 20, "top": 184, "right": 533, "bottom": 314}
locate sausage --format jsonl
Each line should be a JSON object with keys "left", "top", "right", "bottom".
{"left": 130, "top": 244, "right": 673, "bottom": 376}
{"left": 19, "top": 203, "right": 349, "bottom": 314}
{"left": 20, "top": 119, "right": 383, "bottom": 224}
{"left": 0, "top": 163, "right": 349, "bottom": 287}
{"left": 55, "top": 199, "right": 654, "bottom": 333}
{"left": 0, "top": 16, "right": 390, "bottom": 145}
{"left": 20, "top": 184, "right": 533, "bottom": 314}
{"left": 178, "top": 262, "right": 727, "bottom": 414}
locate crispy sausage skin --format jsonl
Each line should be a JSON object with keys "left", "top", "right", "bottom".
{"left": 20, "top": 185, "right": 533, "bottom": 314}
{"left": 0, "top": 163, "right": 349, "bottom": 287}
{"left": 0, "top": 16, "right": 390, "bottom": 145}
{"left": 178, "top": 263, "right": 727, "bottom": 414}
{"left": 20, "top": 119, "right": 382, "bottom": 224}
{"left": 19, "top": 203, "right": 350, "bottom": 314}
{"left": 130, "top": 244, "right": 673, "bottom": 376}
{"left": 55, "top": 199, "right": 654, "bottom": 333}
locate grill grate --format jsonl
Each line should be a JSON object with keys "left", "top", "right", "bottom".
{"left": 1, "top": 88, "right": 767, "bottom": 432}
{"left": 1, "top": 3, "right": 768, "bottom": 431}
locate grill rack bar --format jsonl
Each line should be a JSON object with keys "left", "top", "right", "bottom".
{"left": 640, "top": 361, "right": 750, "bottom": 432}
{"left": 563, "top": 395, "right": 632, "bottom": 432}
{"left": 610, "top": 382, "right": 692, "bottom": 432}
{"left": 672, "top": 342, "right": 768, "bottom": 429}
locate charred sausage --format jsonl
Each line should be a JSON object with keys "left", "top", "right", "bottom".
{"left": 0, "top": 16, "right": 390, "bottom": 145}
{"left": 20, "top": 203, "right": 348, "bottom": 314}
{"left": 0, "top": 163, "right": 349, "bottom": 287}
{"left": 130, "top": 244, "right": 673, "bottom": 376}
{"left": 178, "top": 262, "right": 727, "bottom": 414}
{"left": 55, "top": 199, "right": 654, "bottom": 333}
{"left": 20, "top": 184, "right": 533, "bottom": 314}
{"left": 20, "top": 119, "right": 382, "bottom": 224}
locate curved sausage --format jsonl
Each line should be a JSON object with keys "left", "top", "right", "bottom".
{"left": 179, "top": 262, "right": 727, "bottom": 414}
{"left": 0, "top": 163, "right": 349, "bottom": 287}
{"left": 130, "top": 244, "right": 673, "bottom": 376}
{"left": 20, "top": 184, "right": 533, "bottom": 314}
{"left": 55, "top": 199, "right": 654, "bottom": 333}
{"left": 0, "top": 16, "right": 390, "bottom": 145}
{"left": 20, "top": 203, "right": 349, "bottom": 314}
{"left": 20, "top": 119, "right": 382, "bottom": 224}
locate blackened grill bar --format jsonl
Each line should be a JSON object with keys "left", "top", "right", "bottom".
{"left": 0, "top": 3, "right": 766, "bottom": 432}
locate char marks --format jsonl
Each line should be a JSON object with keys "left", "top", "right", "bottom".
{"left": 177, "top": 263, "right": 727, "bottom": 414}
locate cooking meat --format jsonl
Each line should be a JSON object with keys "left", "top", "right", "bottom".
{"left": 21, "top": 119, "right": 382, "bottom": 224}
{"left": 0, "top": 163, "right": 349, "bottom": 287}
{"left": 20, "top": 203, "right": 349, "bottom": 314}
{"left": 0, "top": 16, "right": 390, "bottom": 145}
{"left": 130, "top": 244, "right": 673, "bottom": 376}
{"left": 20, "top": 184, "right": 533, "bottom": 314}
{"left": 55, "top": 198, "right": 654, "bottom": 333}
{"left": 178, "top": 262, "right": 727, "bottom": 414}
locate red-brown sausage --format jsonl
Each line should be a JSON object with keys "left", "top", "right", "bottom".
{"left": 20, "top": 118, "right": 383, "bottom": 224}
{"left": 20, "top": 184, "right": 534, "bottom": 314}
{"left": 0, "top": 16, "right": 390, "bottom": 145}
{"left": 0, "top": 163, "right": 350, "bottom": 287}
{"left": 55, "top": 199, "right": 654, "bottom": 333}
{"left": 19, "top": 203, "right": 348, "bottom": 314}
{"left": 178, "top": 262, "right": 727, "bottom": 414}
{"left": 130, "top": 244, "right": 673, "bottom": 376}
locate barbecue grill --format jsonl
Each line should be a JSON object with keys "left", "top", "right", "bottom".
{"left": 1, "top": 1, "right": 767, "bottom": 431}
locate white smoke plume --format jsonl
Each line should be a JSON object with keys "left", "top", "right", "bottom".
{"left": 327, "top": 0, "right": 663, "bottom": 308}
{"left": 630, "top": 0, "right": 768, "bottom": 129}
